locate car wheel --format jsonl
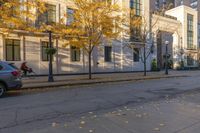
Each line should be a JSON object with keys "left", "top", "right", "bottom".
{"left": 0, "top": 83, "right": 6, "bottom": 98}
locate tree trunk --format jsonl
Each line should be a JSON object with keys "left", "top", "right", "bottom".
{"left": 144, "top": 45, "right": 147, "bottom": 76}
{"left": 88, "top": 51, "right": 92, "bottom": 79}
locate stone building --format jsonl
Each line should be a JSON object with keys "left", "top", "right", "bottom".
{"left": 150, "top": 0, "right": 199, "bottom": 69}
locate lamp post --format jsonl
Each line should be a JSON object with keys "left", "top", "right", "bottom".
{"left": 144, "top": 43, "right": 146, "bottom": 76}
{"left": 165, "top": 40, "right": 169, "bottom": 75}
{"left": 180, "top": 37, "right": 184, "bottom": 70}
{"left": 47, "top": 25, "right": 54, "bottom": 82}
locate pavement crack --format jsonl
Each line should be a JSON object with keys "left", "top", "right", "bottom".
{"left": 0, "top": 112, "right": 61, "bottom": 130}
{"left": 173, "top": 119, "right": 200, "bottom": 133}
{"left": 14, "top": 109, "right": 19, "bottom": 125}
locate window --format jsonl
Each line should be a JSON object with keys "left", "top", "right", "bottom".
{"left": 130, "top": 0, "right": 141, "bottom": 16}
{"left": 41, "top": 42, "right": 49, "bottom": 61}
{"left": 67, "top": 8, "right": 74, "bottom": 25}
{"left": 104, "top": 46, "right": 112, "bottom": 62}
{"left": 5, "top": 39, "right": 20, "bottom": 61}
{"left": 130, "top": 19, "right": 141, "bottom": 42}
{"left": 130, "top": 0, "right": 142, "bottom": 41}
{"left": 71, "top": 46, "right": 80, "bottom": 62}
{"left": 47, "top": 4, "right": 56, "bottom": 23}
{"left": 175, "top": 0, "right": 184, "bottom": 6}
{"left": 2, "top": 1, "right": 18, "bottom": 17}
{"left": 187, "top": 14, "right": 194, "bottom": 49}
{"left": 190, "top": 0, "right": 198, "bottom": 8}
{"left": 37, "top": 4, "right": 56, "bottom": 26}
{"left": 133, "top": 48, "right": 140, "bottom": 62}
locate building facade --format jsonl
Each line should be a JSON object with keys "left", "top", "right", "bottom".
{"left": 0, "top": 0, "right": 154, "bottom": 75}
{"left": 0, "top": 0, "right": 199, "bottom": 75}
{"left": 150, "top": 0, "right": 199, "bottom": 69}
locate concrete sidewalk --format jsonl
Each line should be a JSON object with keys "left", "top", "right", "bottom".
{"left": 21, "top": 70, "right": 193, "bottom": 89}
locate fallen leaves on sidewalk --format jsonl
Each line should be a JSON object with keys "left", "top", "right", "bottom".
{"left": 64, "top": 123, "right": 68, "bottom": 128}
{"left": 52, "top": 122, "right": 58, "bottom": 127}
{"left": 159, "top": 123, "right": 165, "bottom": 127}
{"left": 80, "top": 121, "right": 86, "bottom": 125}
{"left": 153, "top": 127, "right": 160, "bottom": 131}
{"left": 135, "top": 114, "right": 142, "bottom": 118}
{"left": 89, "top": 129, "right": 94, "bottom": 132}
{"left": 125, "top": 121, "right": 129, "bottom": 124}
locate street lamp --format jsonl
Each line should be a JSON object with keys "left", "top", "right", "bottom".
{"left": 46, "top": 25, "right": 54, "bottom": 82}
{"left": 165, "top": 40, "right": 169, "bottom": 75}
{"left": 180, "top": 37, "right": 184, "bottom": 70}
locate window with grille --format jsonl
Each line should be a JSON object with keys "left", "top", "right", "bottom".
{"left": 187, "top": 14, "right": 194, "bottom": 49}
{"left": 71, "top": 46, "right": 80, "bottom": 62}
{"left": 67, "top": 8, "right": 74, "bottom": 25}
{"left": 130, "top": 0, "right": 142, "bottom": 41}
{"left": 133, "top": 48, "right": 140, "bottom": 62}
{"left": 37, "top": 4, "right": 56, "bottom": 26}
{"left": 5, "top": 39, "right": 20, "bottom": 61}
{"left": 130, "top": 0, "right": 141, "bottom": 16}
{"left": 104, "top": 46, "right": 112, "bottom": 62}
{"left": 41, "top": 41, "right": 49, "bottom": 61}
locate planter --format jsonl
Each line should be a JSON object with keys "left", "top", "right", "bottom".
{"left": 45, "top": 48, "right": 57, "bottom": 55}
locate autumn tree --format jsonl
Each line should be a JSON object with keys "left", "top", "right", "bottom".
{"left": 59, "top": 0, "right": 125, "bottom": 79}
{"left": 0, "top": 0, "right": 46, "bottom": 32}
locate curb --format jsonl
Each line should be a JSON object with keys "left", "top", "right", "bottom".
{"left": 21, "top": 75, "right": 188, "bottom": 90}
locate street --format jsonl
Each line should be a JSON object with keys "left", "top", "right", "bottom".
{"left": 1, "top": 73, "right": 200, "bottom": 133}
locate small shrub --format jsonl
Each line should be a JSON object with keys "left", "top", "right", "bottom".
{"left": 151, "top": 59, "right": 158, "bottom": 71}
{"left": 176, "top": 61, "right": 184, "bottom": 70}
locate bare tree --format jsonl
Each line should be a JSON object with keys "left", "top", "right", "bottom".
{"left": 124, "top": 2, "right": 174, "bottom": 76}
{"left": 123, "top": 9, "right": 159, "bottom": 76}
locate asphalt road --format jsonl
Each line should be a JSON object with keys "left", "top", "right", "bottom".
{"left": 1, "top": 74, "right": 200, "bottom": 133}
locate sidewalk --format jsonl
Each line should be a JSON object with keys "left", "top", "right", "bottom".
{"left": 21, "top": 70, "right": 193, "bottom": 89}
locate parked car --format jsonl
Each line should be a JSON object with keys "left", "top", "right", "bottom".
{"left": 0, "top": 61, "right": 22, "bottom": 97}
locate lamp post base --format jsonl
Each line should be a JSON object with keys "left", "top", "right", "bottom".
{"left": 48, "top": 76, "right": 54, "bottom": 82}
{"left": 165, "top": 70, "right": 168, "bottom": 75}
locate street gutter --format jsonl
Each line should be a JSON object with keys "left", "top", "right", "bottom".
{"left": 21, "top": 75, "right": 188, "bottom": 90}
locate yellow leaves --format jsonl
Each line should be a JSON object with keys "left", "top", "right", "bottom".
{"left": 62, "top": 42, "right": 69, "bottom": 48}
{"left": 0, "top": 0, "right": 125, "bottom": 54}
{"left": 34, "top": 0, "right": 46, "bottom": 13}
{"left": 153, "top": 127, "right": 160, "bottom": 131}
{"left": 52, "top": 122, "right": 58, "bottom": 127}
{"left": 57, "top": 0, "right": 124, "bottom": 52}
{"left": 89, "top": 129, "right": 94, "bottom": 133}
{"left": 159, "top": 123, "right": 165, "bottom": 127}
{"left": 153, "top": 123, "right": 165, "bottom": 132}
{"left": 0, "top": 0, "right": 46, "bottom": 32}
{"left": 130, "top": 15, "right": 142, "bottom": 28}
{"left": 80, "top": 121, "right": 86, "bottom": 125}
